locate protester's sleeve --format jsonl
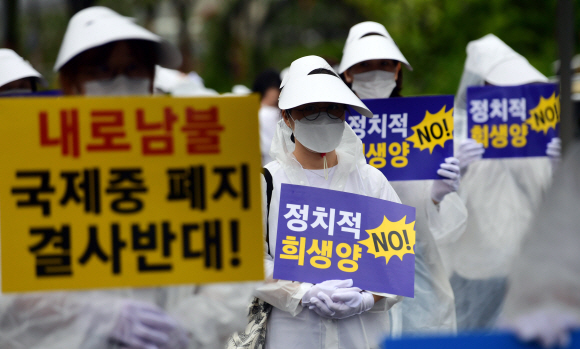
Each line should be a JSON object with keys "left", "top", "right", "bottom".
{"left": 0, "top": 291, "right": 123, "bottom": 349}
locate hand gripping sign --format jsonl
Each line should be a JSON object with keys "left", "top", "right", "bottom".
{"left": 273, "top": 184, "right": 416, "bottom": 297}
{"left": 467, "top": 83, "right": 560, "bottom": 158}
{"left": 348, "top": 95, "right": 455, "bottom": 181}
{"left": 0, "top": 96, "right": 264, "bottom": 293}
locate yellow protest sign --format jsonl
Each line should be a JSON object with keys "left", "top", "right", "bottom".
{"left": 0, "top": 95, "right": 264, "bottom": 293}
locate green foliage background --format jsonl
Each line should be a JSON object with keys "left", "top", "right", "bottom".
{"left": 8, "top": 0, "right": 579, "bottom": 96}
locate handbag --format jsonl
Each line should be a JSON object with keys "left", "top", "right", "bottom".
{"left": 226, "top": 168, "right": 275, "bottom": 348}
{"left": 225, "top": 297, "right": 272, "bottom": 349}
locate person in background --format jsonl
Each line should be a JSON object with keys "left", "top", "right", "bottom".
{"left": 339, "top": 21, "right": 463, "bottom": 335}
{"left": 252, "top": 69, "right": 282, "bottom": 165}
{"left": 154, "top": 66, "right": 218, "bottom": 96}
{"left": 443, "top": 34, "right": 561, "bottom": 331}
{"left": 500, "top": 140, "right": 580, "bottom": 348}
{"left": 0, "top": 7, "right": 254, "bottom": 349}
{"left": 0, "top": 49, "right": 45, "bottom": 95}
{"left": 253, "top": 55, "right": 401, "bottom": 349}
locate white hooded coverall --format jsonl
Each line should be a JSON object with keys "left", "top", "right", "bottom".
{"left": 254, "top": 120, "right": 401, "bottom": 349}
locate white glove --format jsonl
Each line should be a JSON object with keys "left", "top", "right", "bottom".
{"left": 509, "top": 308, "right": 580, "bottom": 348}
{"left": 110, "top": 300, "right": 190, "bottom": 349}
{"left": 301, "top": 279, "right": 356, "bottom": 306}
{"left": 431, "top": 157, "right": 461, "bottom": 203}
{"left": 309, "top": 289, "right": 374, "bottom": 319}
{"left": 546, "top": 137, "right": 561, "bottom": 171}
{"left": 456, "top": 138, "right": 485, "bottom": 175}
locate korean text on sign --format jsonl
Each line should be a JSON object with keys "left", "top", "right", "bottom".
{"left": 0, "top": 96, "right": 264, "bottom": 292}
{"left": 348, "top": 95, "right": 455, "bottom": 181}
{"left": 273, "top": 184, "right": 416, "bottom": 297}
{"left": 466, "top": 83, "right": 560, "bottom": 158}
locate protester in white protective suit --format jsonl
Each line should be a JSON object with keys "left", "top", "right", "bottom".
{"left": 0, "top": 49, "right": 46, "bottom": 95}
{"left": 338, "top": 21, "right": 463, "bottom": 335}
{"left": 0, "top": 7, "right": 254, "bottom": 349}
{"left": 252, "top": 69, "right": 282, "bottom": 165}
{"left": 443, "top": 34, "right": 561, "bottom": 331}
{"left": 154, "top": 66, "right": 218, "bottom": 96}
{"left": 252, "top": 55, "right": 402, "bottom": 349}
{"left": 500, "top": 140, "right": 580, "bottom": 348}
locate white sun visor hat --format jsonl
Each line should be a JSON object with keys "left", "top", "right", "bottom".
{"left": 338, "top": 21, "right": 411, "bottom": 74}
{"left": 466, "top": 34, "right": 547, "bottom": 86}
{"left": 279, "top": 55, "right": 373, "bottom": 118}
{"left": 0, "top": 49, "right": 46, "bottom": 88}
{"left": 54, "top": 6, "right": 181, "bottom": 72}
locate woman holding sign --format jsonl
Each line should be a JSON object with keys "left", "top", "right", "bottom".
{"left": 251, "top": 55, "right": 402, "bottom": 348}
{"left": 338, "top": 21, "right": 464, "bottom": 335}
{"left": 0, "top": 7, "right": 255, "bottom": 349}
{"left": 448, "top": 34, "right": 560, "bottom": 331}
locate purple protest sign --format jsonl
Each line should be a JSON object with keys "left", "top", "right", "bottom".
{"left": 467, "top": 83, "right": 559, "bottom": 158}
{"left": 273, "top": 183, "right": 416, "bottom": 297}
{"left": 348, "top": 95, "right": 455, "bottom": 181}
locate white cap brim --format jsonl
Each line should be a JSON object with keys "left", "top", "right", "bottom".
{"left": 0, "top": 49, "right": 46, "bottom": 88}
{"left": 54, "top": 7, "right": 181, "bottom": 71}
{"left": 339, "top": 36, "right": 412, "bottom": 73}
{"left": 279, "top": 74, "right": 373, "bottom": 118}
{"left": 486, "top": 56, "right": 548, "bottom": 86}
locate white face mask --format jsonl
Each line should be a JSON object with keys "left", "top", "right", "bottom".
{"left": 0, "top": 88, "right": 33, "bottom": 96}
{"left": 84, "top": 75, "right": 150, "bottom": 96}
{"left": 351, "top": 70, "right": 397, "bottom": 99}
{"left": 291, "top": 112, "right": 345, "bottom": 153}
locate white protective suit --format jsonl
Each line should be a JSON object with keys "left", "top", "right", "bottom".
{"left": 254, "top": 119, "right": 401, "bottom": 349}
{"left": 390, "top": 182, "right": 463, "bottom": 335}
{"left": 338, "top": 21, "right": 461, "bottom": 335}
{"left": 500, "top": 141, "right": 580, "bottom": 345}
{"left": 259, "top": 105, "right": 281, "bottom": 165}
{"left": 0, "top": 283, "right": 256, "bottom": 349}
{"left": 440, "top": 34, "right": 554, "bottom": 330}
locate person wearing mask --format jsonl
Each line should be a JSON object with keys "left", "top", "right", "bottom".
{"left": 0, "top": 49, "right": 45, "bottom": 95}
{"left": 253, "top": 55, "right": 401, "bottom": 348}
{"left": 338, "top": 21, "right": 463, "bottom": 335}
{"left": 444, "top": 34, "right": 561, "bottom": 331}
{"left": 252, "top": 69, "right": 282, "bottom": 165}
{"left": 0, "top": 7, "right": 253, "bottom": 349}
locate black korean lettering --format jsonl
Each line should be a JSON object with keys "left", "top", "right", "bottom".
{"left": 78, "top": 224, "right": 126, "bottom": 274}
{"left": 29, "top": 225, "right": 72, "bottom": 277}
{"left": 182, "top": 223, "right": 202, "bottom": 259}
{"left": 212, "top": 164, "right": 250, "bottom": 209}
{"left": 131, "top": 222, "right": 174, "bottom": 272}
{"left": 182, "top": 220, "right": 223, "bottom": 269}
{"left": 78, "top": 226, "right": 109, "bottom": 264}
{"left": 111, "top": 224, "right": 126, "bottom": 274}
{"left": 204, "top": 220, "right": 222, "bottom": 270}
{"left": 60, "top": 169, "right": 101, "bottom": 214}
{"left": 167, "top": 166, "right": 206, "bottom": 210}
{"left": 106, "top": 168, "right": 148, "bottom": 214}
{"left": 11, "top": 171, "right": 55, "bottom": 216}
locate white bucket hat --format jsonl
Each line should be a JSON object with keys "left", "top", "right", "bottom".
{"left": 0, "top": 49, "right": 46, "bottom": 88}
{"left": 54, "top": 6, "right": 181, "bottom": 72}
{"left": 338, "top": 21, "right": 412, "bottom": 74}
{"left": 279, "top": 55, "right": 373, "bottom": 118}
{"left": 465, "top": 34, "right": 548, "bottom": 86}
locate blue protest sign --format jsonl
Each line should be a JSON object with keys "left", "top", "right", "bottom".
{"left": 0, "top": 90, "right": 63, "bottom": 98}
{"left": 273, "top": 183, "right": 416, "bottom": 297}
{"left": 382, "top": 331, "right": 580, "bottom": 349}
{"left": 466, "top": 83, "right": 559, "bottom": 158}
{"left": 347, "top": 95, "right": 455, "bottom": 181}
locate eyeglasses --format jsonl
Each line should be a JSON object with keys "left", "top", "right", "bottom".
{"left": 293, "top": 103, "right": 347, "bottom": 121}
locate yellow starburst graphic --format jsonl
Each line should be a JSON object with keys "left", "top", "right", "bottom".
{"left": 359, "top": 216, "right": 416, "bottom": 265}
{"left": 405, "top": 106, "right": 454, "bottom": 154}
{"left": 526, "top": 93, "right": 560, "bottom": 135}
